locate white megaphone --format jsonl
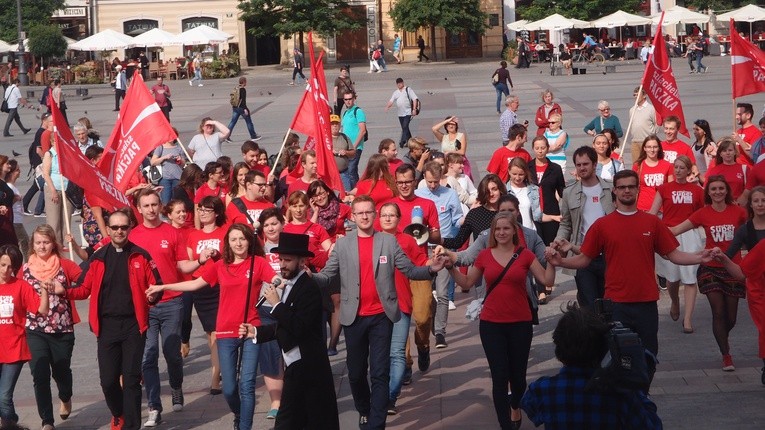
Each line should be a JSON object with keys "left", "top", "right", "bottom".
{"left": 403, "top": 205, "right": 430, "bottom": 246}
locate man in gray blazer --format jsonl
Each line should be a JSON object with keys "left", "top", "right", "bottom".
{"left": 554, "top": 146, "right": 615, "bottom": 307}
{"left": 313, "top": 195, "right": 446, "bottom": 429}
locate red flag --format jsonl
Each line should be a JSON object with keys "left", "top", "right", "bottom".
{"left": 731, "top": 19, "right": 765, "bottom": 98}
{"left": 98, "top": 73, "right": 177, "bottom": 192}
{"left": 640, "top": 12, "right": 689, "bottom": 137}
{"left": 287, "top": 33, "right": 345, "bottom": 197}
{"left": 49, "top": 100, "right": 131, "bottom": 211}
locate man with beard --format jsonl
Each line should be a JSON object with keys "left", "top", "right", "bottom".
{"left": 547, "top": 170, "right": 712, "bottom": 383}
{"left": 239, "top": 232, "right": 339, "bottom": 429}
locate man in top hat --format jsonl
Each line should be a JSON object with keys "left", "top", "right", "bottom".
{"left": 239, "top": 232, "right": 339, "bottom": 429}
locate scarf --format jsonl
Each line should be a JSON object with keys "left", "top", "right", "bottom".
{"left": 27, "top": 253, "right": 61, "bottom": 282}
{"left": 316, "top": 198, "right": 340, "bottom": 235}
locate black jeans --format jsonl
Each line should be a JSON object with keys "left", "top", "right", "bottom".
{"left": 612, "top": 301, "right": 659, "bottom": 386}
{"left": 4, "top": 108, "right": 26, "bottom": 135}
{"left": 344, "top": 313, "right": 393, "bottom": 429}
{"left": 574, "top": 254, "right": 606, "bottom": 308}
{"left": 97, "top": 317, "right": 145, "bottom": 430}
{"left": 26, "top": 330, "right": 75, "bottom": 427}
{"left": 479, "top": 320, "right": 533, "bottom": 429}
{"left": 398, "top": 115, "right": 413, "bottom": 148}
{"left": 114, "top": 89, "right": 125, "bottom": 110}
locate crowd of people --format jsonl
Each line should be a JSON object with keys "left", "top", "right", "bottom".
{"left": 4, "top": 60, "right": 765, "bottom": 430}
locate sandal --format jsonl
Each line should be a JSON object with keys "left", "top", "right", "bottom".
{"left": 538, "top": 292, "right": 548, "bottom": 305}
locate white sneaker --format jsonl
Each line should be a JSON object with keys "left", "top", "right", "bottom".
{"left": 432, "top": 290, "right": 437, "bottom": 300}
{"left": 367, "top": 71, "right": 373, "bottom": 73}
{"left": 198, "top": 83, "right": 204, "bottom": 87}
{"left": 144, "top": 409, "right": 161, "bottom": 427}
{"left": 189, "top": 80, "right": 192, "bottom": 86}
{"left": 448, "top": 301, "right": 456, "bottom": 311}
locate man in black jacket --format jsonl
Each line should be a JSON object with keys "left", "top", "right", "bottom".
{"left": 239, "top": 232, "right": 339, "bottom": 429}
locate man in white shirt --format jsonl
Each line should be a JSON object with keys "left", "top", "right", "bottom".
{"left": 628, "top": 87, "right": 657, "bottom": 164}
{"left": 3, "top": 78, "right": 31, "bottom": 137}
{"left": 386, "top": 78, "right": 418, "bottom": 148}
{"left": 113, "top": 65, "right": 127, "bottom": 111}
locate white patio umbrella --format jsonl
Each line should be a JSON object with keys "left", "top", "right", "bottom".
{"left": 69, "top": 29, "right": 135, "bottom": 51}
{"left": 717, "top": 4, "right": 765, "bottom": 40}
{"left": 0, "top": 40, "right": 14, "bottom": 52}
{"left": 173, "top": 25, "right": 232, "bottom": 46}
{"left": 524, "top": 13, "right": 590, "bottom": 31}
{"left": 132, "top": 28, "right": 180, "bottom": 48}
{"left": 506, "top": 20, "right": 529, "bottom": 32}
{"left": 591, "top": 10, "right": 652, "bottom": 43}
{"left": 651, "top": 6, "right": 710, "bottom": 26}
{"left": 10, "top": 36, "right": 78, "bottom": 52}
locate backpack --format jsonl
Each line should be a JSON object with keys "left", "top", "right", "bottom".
{"left": 345, "top": 106, "right": 368, "bottom": 142}
{"left": 229, "top": 86, "right": 241, "bottom": 107}
{"left": 372, "top": 49, "right": 381, "bottom": 60}
{"left": 405, "top": 87, "right": 420, "bottom": 115}
{"left": 39, "top": 87, "right": 51, "bottom": 107}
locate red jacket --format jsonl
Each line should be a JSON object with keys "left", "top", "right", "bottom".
{"left": 534, "top": 103, "right": 562, "bottom": 136}
{"left": 65, "top": 242, "right": 162, "bottom": 337}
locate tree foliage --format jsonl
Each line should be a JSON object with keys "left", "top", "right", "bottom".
{"left": 685, "top": 1, "right": 750, "bottom": 12}
{"left": 28, "top": 24, "right": 66, "bottom": 62}
{"left": 238, "top": 0, "right": 360, "bottom": 40}
{"left": 389, "top": 0, "right": 490, "bottom": 35}
{"left": 518, "top": 0, "right": 641, "bottom": 22}
{"left": 0, "top": 0, "right": 64, "bottom": 43}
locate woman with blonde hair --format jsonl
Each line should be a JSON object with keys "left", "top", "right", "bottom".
{"left": 187, "top": 117, "right": 231, "bottom": 168}
{"left": 543, "top": 113, "right": 568, "bottom": 170}
{"left": 534, "top": 90, "right": 562, "bottom": 136}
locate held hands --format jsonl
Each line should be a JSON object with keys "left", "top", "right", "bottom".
{"left": 551, "top": 238, "right": 573, "bottom": 254}
{"left": 707, "top": 247, "right": 724, "bottom": 264}
{"left": 544, "top": 246, "right": 563, "bottom": 266}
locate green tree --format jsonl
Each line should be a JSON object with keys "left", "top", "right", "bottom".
{"left": 238, "top": 0, "right": 360, "bottom": 54}
{"left": 28, "top": 24, "right": 66, "bottom": 66}
{"left": 518, "top": 0, "right": 641, "bottom": 22}
{"left": 0, "top": 0, "right": 65, "bottom": 43}
{"left": 389, "top": 0, "right": 489, "bottom": 60}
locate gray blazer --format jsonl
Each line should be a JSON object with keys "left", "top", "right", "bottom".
{"left": 556, "top": 177, "right": 615, "bottom": 246}
{"left": 313, "top": 230, "right": 433, "bottom": 326}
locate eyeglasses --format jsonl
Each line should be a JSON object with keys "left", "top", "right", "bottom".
{"left": 197, "top": 207, "right": 215, "bottom": 213}
{"left": 252, "top": 182, "right": 268, "bottom": 188}
{"left": 599, "top": 107, "right": 611, "bottom": 111}
{"left": 614, "top": 185, "right": 638, "bottom": 191}
{"left": 396, "top": 180, "right": 415, "bottom": 186}
{"left": 109, "top": 225, "right": 130, "bottom": 231}
{"left": 343, "top": 98, "right": 354, "bottom": 101}
{"left": 353, "top": 211, "right": 376, "bottom": 217}
{"left": 379, "top": 214, "right": 398, "bottom": 219}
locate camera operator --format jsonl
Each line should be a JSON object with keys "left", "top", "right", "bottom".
{"left": 521, "top": 303, "right": 663, "bottom": 429}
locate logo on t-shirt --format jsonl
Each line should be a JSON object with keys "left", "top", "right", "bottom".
{"left": 644, "top": 174, "right": 665, "bottom": 187}
{"left": 0, "top": 295, "right": 14, "bottom": 322}
{"left": 710, "top": 224, "right": 736, "bottom": 242}
{"left": 671, "top": 191, "right": 694, "bottom": 204}
{"left": 592, "top": 196, "right": 599, "bottom": 203}
{"left": 664, "top": 151, "right": 678, "bottom": 163}
{"left": 379, "top": 256, "right": 388, "bottom": 264}
{"left": 196, "top": 239, "right": 221, "bottom": 255}
{"left": 160, "top": 239, "right": 169, "bottom": 249}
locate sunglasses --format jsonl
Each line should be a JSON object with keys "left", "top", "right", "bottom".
{"left": 109, "top": 225, "right": 130, "bottom": 231}
{"left": 343, "top": 97, "right": 354, "bottom": 101}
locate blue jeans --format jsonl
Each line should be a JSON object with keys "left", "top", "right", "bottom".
{"left": 158, "top": 178, "right": 179, "bottom": 205}
{"left": 191, "top": 68, "right": 202, "bottom": 84}
{"left": 0, "top": 362, "right": 24, "bottom": 423}
{"left": 228, "top": 108, "right": 257, "bottom": 139}
{"left": 217, "top": 337, "right": 260, "bottom": 430}
{"left": 696, "top": 53, "right": 706, "bottom": 71}
{"left": 340, "top": 170, "right": 352, "bottom": 192}
{"left": 388, "top": 312, "right": 411, "bottom": 402}
{"left": 347, "top": 149, "right": 362, "bottom": 189}
{"left": 574, "top": 254, "right": 606, "bottom": 308}
{"left": 398, "top": 115, "right": 413, "bottom": 148}
{"left": 495, "top": 83, "right": 509, "bottom": 113}
{"left": 142, "top": 297, "right": 184, "bottom": 412}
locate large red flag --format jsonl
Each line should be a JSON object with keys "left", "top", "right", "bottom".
{"left": 50, "top": 100, "right": 131, "bottom": 211}
{"left": 640, "top": 12, "right": 689, "bottom": 137}
{"left": 98, "top": 73, "right": 177, "bottom": 192}
{"left": 288, "top": 33, "right": 345, "bottom": 197}
{"left": 730, "top": 19, "right": 765, "bottom": 98}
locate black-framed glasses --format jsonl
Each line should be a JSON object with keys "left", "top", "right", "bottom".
{"left": 396, "top": 180, "right": 415, "bottom": 185}
{"left": 109, "top": 225, "right": 130, "bottom": 231}
{"left": 353, "top": 211, "right": 375, "bottom": 217}
{"left": 252, "top": 182, "right": 268, "bottom": 188}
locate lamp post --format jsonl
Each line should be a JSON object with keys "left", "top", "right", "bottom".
{"left": 16, "top": 0, "right": 28, "bottom": 85}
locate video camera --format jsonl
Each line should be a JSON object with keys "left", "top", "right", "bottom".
{"left": 585, "top": 299, "right": 655, "bottom": 393}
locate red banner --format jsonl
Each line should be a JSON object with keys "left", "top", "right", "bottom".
{"left": 50, "top": 100, "right": 131, "bottom": 211}
{"left": 730, "top": 19, "right": 765, "bottom": 99}
{"left": 287, "top": 33, "right": 345, "bottom": 197}
{"left": 640, "top": 12, "right": 689, "bottom": 137}
{"left": 98, "top": 73, "right": 177, "bottom": 192}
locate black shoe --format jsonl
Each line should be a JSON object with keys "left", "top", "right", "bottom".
{"left": 402, "top": 366, "right": 412, "bottom": 385}
{"left": 418, "top": 348, "right": 430, "bottom": 372}
{"left": 113, "top": 108, "right": 120, "bottom": 112}
{"left": 22, "top": 128, "right": 30, "bottom": 135}
{"left": 761, "top": 367, "right": 765, "bottom": 385}
{"left": 435, "top": 333, "right": 447, "bottom": 349}
{"left": 387, "top": 401, "right": 398, "bottom": 415}
{"left": 510, "top": 416, "right": 522, "bottom": 430}
{"left": 3, "top": 134, "right": 13, "bottom": 137}
{"left": 252, "top": 134, "right": 263, "bottom": 141}
{"left": 358, "top": 414, "right": 369, "bottom": 428}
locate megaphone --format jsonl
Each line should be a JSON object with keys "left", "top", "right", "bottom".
{"left": 403, "top": 206, "right": 430, "bottom": 246}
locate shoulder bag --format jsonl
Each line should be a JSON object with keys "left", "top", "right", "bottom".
{"left": 1, "top": 85, "right": 13, "bottom": 113}
{"left": 465, "top": 246, "right": 525, "bottom": 321}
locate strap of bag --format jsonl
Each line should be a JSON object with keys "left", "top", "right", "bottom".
{"left": 483, "top": 246, "right": 524, "bottom": 304}
{"left": 232, "top": 197, "right": 256, "bottom": 226}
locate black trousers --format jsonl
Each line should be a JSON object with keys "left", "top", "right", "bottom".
{"left": 344, "top": 313, "right": 393, "bottom": 429}
{"left": 479, "top": 320, "right": 533, "bottom": 430}
{"left": 97, "top": 317, "right": 145, "bottom": 430}
{"left": 275, "top": 359, "right": 339, "bottom": 430}
{"left": 26, "top": 330, "right": 75, "bottom": 427}
{"left": 115, "top": 89, "right": 126, "bottom": 110}
{"left": 4, "top": 108, "right": 26, "bottom": 135}
{"left": 574, "top": 254, "right": 606, "bottom": 308}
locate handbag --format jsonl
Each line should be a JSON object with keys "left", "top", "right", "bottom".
{"left": 1, "top": 86, "right": 11, "bottom": 113}
{"left": 405, "top": 86, "right": 420, "bottom": 116}
{"left": 492, "top": 72, "right": 499, "bottom": 84}
{"left": 465, "top": 247, "right": 524, "bottom": 321}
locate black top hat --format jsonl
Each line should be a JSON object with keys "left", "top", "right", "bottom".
{"left": 271, "top": 232, "right": 315, "bottom": 257}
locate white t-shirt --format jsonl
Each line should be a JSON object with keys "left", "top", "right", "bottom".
{"left": 188, "top": 133, "right": 223, "bottom": 167}
{"left": 389, "top": 87, "right": 416, "bottom": 117}
{"left": 4, "top": 85, "right": 22, "bottom": 109}
{"left": 510, "top": 184, "right": 536, "bottom": 230}
{"left": 580, "top": 183, "right": 605, "bottom": 243}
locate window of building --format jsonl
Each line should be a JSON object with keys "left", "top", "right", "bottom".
{"left": 403, "top": 29, "right": 429, "bottom": 48}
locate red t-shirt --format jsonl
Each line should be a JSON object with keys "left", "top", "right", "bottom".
{"left": 286, "top": 178, "right": 313, "bottom": 199}
{"left": 656, "top": 181, "right": 704, "bottom": 227}
{"left": 194, "top": 183, "right": 225, "bottom": 204}
{"left": 129, "top": 222, "right": 187, "bottom": 301}
{"left": 225, "top": 198, "right": 274, "bottom": 227}
{"left": 688, "top": 205, "right": 747, "bottom": 267}
{"left": 475, "top": 248, "right": 536, "bottom": 323}
{"left": 200, "top": 257, "right": 276, "bottom": 338}
{"left": 738, "top": 125, "right": 762, "bottom": 146}
{"left": 187, "top": 226, "right": 228, "bottom": 278}
{"left": 388, "top": 158, "right": 404, "bottom": 177}
{"left": 40, "top": 130, "right": 53, "bottom": 154}
{"left": 581, "top": 211, "right": 679, "bottom": 302}
{"left": 357, "top": 236, "right": 384, "bottom": 316}
{"left": 633, "top": 160, "right": 673, "bottom": 211}
{"left": 283, "top": 221, "right": 331, "bottom": 269}
{"left": 355, "top": 179, "right": 396, "bottom": 208}
{"left": 0, "top": 278, "right": 41, "bottom": 363}
{"left": 394, "top": 232, "right": 427, "bottom": 315}
{"left": 740, "top": 240, "right": 765, "bottom": 288}
{"left": 747, "top": 159, "right": 765, "bottom": 190}
{"left": 706, "top": 163, "right": 747, "bottom": 200}
{"left": 486, "top": 146, "right": 532, "bottom": 183}
{"left": 250, "top": 163, "right": 271, "bottom": 179}
{"left": 380, "top": 195, "right": 440, "bottom": 251}
{"left": 661, "top": 140, "right": 694, "bottom": 164}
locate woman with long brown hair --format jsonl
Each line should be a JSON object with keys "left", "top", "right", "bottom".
{"left": 346, "top": 153, "right": 397, "bottom": 208}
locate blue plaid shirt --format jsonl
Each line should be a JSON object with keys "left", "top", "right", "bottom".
{"left": 521, "top": 366, "right": 663, "bottom": 430}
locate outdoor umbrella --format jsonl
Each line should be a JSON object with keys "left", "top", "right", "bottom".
{"left": 506, "top": 20, "right": 529, "bottom": 32}
{"left": 591, "top": 10, "right": 652, "bottom": 43}
{"left": 173, "top": 25, "right": 232, "bottom": 46}
{"left": 524, "top": 13, "right": 590, "bottom": 31}
{"left": 0, "top": 40, "right": 13, "bottom": 52}
{"left": 132, "top": 28, "right": 180, "bottom": 48}
{"left": 69, "top": 29, "right": 135, "bottom": 51}
{"left": 651, "top": 6, "right": 710, "bottom": 26}
{"left": 717, "top": 4, "right": 765, "bottom": 40}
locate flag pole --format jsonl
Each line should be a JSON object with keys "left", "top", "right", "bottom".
{"left": 59, "top": 174, "right": 74, "bottom": 261}
{"left": 272, "top": 128, "right": 294, "bottom": 178}
{"left": 174, "top": 137, "right": 194, "bottom": 163}
{"left": 618, "top": 84, "right": 643, "bottom": 161}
